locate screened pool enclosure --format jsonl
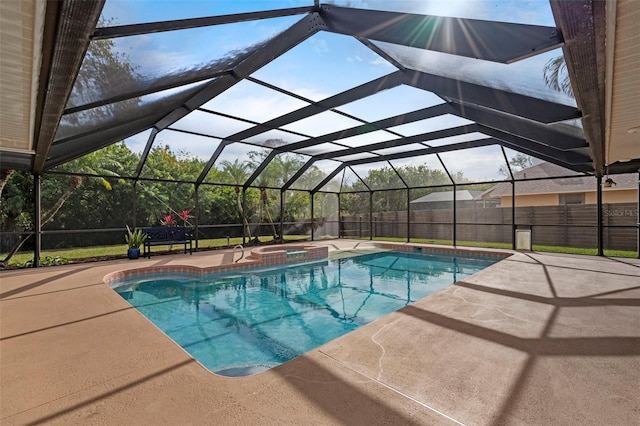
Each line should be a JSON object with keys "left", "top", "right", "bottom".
{"left": 1, "top": 0, "right": 639, "bottom": 265}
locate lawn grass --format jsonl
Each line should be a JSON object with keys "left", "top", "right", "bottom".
{"left": 371, "top": 236, "right": 637, "bottom": 258}
{"left": 2, "top": 235, "right": 636, "bottom": 267}
{"left": 6, "top": 244, "right": 129, "bottom": 265}
{"left": 2, "top": 235, "right": 310, "bottom": 267}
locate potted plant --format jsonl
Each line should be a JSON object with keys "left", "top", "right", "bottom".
{"left": 125, "top": 225, "right": 147, "bottom": 259}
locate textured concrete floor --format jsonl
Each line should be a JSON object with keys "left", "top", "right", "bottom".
{"left": 1, "top": 240, "right": 639, "bottom": 425}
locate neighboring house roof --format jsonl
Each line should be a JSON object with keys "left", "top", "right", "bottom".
{"left": 485, "top": 162, "right": 637, "bottom": 198}
{"left": 410, "top": 190, "right": 484, "bottom": 203}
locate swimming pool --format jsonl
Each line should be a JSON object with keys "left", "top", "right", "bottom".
{"left": 112, "top": 250, "right": 501, "bottom": 376}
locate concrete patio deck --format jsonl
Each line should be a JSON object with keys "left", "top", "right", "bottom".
{"left": 1, "top": 240, "right": 639, "bottom": 425}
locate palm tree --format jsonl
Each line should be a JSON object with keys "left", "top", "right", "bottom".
{"left": 247, "top": 150, "right": 282, "bottom": 241}
{"left": 543, "top": 55, "right": 574, "bottom": 98}
{"left": 0, "top": 169, "right": 15, "bottom": 197}
{"left": 274, "top": 155, "right": 304, "bottom": 186}
{"left": 1, "top": 151, "right": 122, "bottom": 265}
{"left": 273, "top": 154, "right": 307, "bottom": 223}
{"left": 220, "top": 159, "right": 252, "bottom": 240}
{"left": 256, "top": 179, "right": 278, "bottom": 240}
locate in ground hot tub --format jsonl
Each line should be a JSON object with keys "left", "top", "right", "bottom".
{"left": 248, "top": 245, "right": 328, "bottom": 264}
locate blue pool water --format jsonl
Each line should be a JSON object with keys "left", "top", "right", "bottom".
{"left": 113, "top": 250, "right": 500, "bottom": 376}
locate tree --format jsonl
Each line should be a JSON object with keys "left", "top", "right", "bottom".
{"left": 246, "top": 150, "right": 278, "bottom": 240}
{"left": 499, "top": 153, "right": 534, "bottom": 177}
{"left": 293, "top": 164, "right": 325, "bottom": 191}
{"left": 0, "top": 15, "right": 143, "bottom": 265}
{"left": 202, "top": 187, "right": 238, "bottom": 225}
{"left": 543, "top": 56, "right": 574, "bottom": 98}
{"left": 269, "top": 153, "right": 308, "bottom": 224}
{"left": 340, "top": 164, "right": 454, "bottom": 214}
{"left": 258, "top": 184, "right": 278, "bottom": 240}
{"left": 244, "top": 151, "right": 312, "bottom": 239}
{"left": 1, "top": 148, "right": 126, "bottom": 265}
{"left": 0, "top": 169, "right": 15, "bottom": 196}
{"left": 0, "top": 170, "right": 33, "bottom": 254}
{"left": 66, "top": 19, "right": 141, "bottom": 126}
{"left": 220, "top": 159, "right": 253, "bottom": 239}
{"left": 134, "top": 145, "right": 206, "bottom": 227}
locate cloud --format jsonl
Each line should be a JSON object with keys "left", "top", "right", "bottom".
{"left": 368, "top": 57, "right": 392, "bottom": 67}
{"left": 124, "top": 129, "right": 153, "bottom": 154}
{"left": 438, "top": 145, "right": 506, "bottom": 182}
{"left": 154, "top": 130, "right": 221, "bottom": 161}
{"left": 202, "top": 80, "right": 309, "bottom": 122}
{"left": 310, "top": 38, "right": 330, "bottom": 55}
{"left": 169, "top": 110, "right": 240, "bottom": 140}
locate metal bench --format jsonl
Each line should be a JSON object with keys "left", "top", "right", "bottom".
{"left": 142, "top": 226, "right": 193, "bottom": 258}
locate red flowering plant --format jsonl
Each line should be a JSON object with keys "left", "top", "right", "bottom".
{"left": 178, "top": 209, "right": 192, "bottom": 227}
{"left": 159, "top": 213, "right": 177, "bottom": 227}
{"left": 159, "top": 210, "right": 192, "bottom": 227}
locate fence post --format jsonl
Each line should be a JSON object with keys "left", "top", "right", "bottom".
{"left": 359, "top": 216, "right": 362, "bottom": 238}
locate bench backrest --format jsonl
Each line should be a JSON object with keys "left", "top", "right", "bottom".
{"left": 142, "top": 226, "right": 190, "bottom": 243}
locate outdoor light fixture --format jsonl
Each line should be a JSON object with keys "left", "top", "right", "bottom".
{"left": 602, "top": 165, "right": 616, "bottom": 188}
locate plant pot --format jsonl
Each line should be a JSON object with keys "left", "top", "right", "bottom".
{"left": 127, "top": 248, "right": 141, "bottom": 259}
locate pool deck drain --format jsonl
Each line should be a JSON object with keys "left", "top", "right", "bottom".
{"left": 1, "top": 239, "right": 639, "bottom": 425}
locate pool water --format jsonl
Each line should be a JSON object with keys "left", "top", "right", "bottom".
{"left": 113, "top": 250, "right": 500, "bottom": 376}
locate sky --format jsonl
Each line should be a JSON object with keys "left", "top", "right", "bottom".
{"left": 92, "top": 0, "right": 566, "bottom": 184}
